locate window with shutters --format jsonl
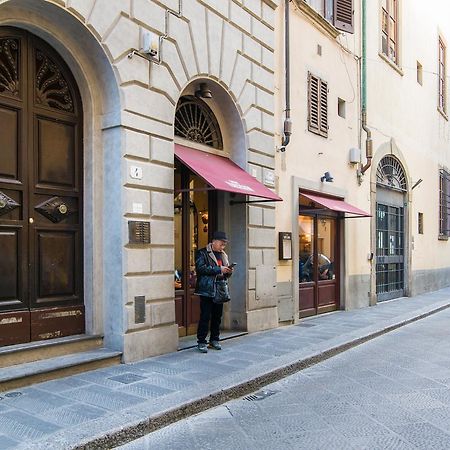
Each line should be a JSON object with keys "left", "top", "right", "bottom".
{"left": 438, "top": 37, "right": 447, "bottom": 116}
{"left": 303, "top": 0, "right": 354, "bottom": 33}
{"left": 308, "top": 73, "right": 328, "bottom": 138}
{"left": 381, "top": 0, "right": 399, "bottom": 65}
{"left": 439, "top": 169, "right": 450, "bottom": 239}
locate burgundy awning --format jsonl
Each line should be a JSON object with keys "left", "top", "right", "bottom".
{"left": 175, "top": 144, "right": 282, "bottom": 201}
{"left": 301, "top": 192, "right": 371, "bottom": 218}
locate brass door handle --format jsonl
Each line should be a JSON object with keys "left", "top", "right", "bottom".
{"left": 29, "top": 217, "right": 34, "bottom": 224}
{"left": 0, "top": 200, "right": 6, "bottom": 209}
{"left": 58, "top": 204, "right": 68, "bottom": 214}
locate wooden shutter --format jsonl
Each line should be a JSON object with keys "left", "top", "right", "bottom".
{"left": 334, "top": 0, "right": 354, "bottom": 34}
{"left": 308, "top": 72, "right": 320, "bottom": 134}
{"left": 319, "top": 79, "right": 328, "bottom": 137}
{"left": 308, "top": 73, "right": 328, "bottom": 138}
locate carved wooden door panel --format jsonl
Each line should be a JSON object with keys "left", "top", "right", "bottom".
{"left": 0, "top": 28, "right": 84, "bottom": 346}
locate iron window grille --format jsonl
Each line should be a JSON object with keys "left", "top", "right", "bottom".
{"left": 439, "top": 168, "right": 450, "bottom": 238}
{"left": 376, "top": 155, "right": 407, "bottom": 192}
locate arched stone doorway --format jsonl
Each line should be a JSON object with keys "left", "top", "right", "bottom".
{"left": 375, "top": 155, "right": 407, "bottom": 302}
{"left": 0, "top": 27, "right": 84, "bottom": 345}
{"left": 173, "top": 95, "right": 223, "bottom": 336}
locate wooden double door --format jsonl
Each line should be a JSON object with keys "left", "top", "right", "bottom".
{"left": 174, "top": 160, "right": 217, "bottom": 336}
{"left": 0, "top": 28, "right": 84, "bottom": 346}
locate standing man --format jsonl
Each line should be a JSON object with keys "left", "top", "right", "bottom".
{"left": 195, "top": 231, "right": 233, "bottom": 353}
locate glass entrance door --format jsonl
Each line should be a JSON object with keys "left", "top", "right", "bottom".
{"left": 174, "top": 160, "right": 216, "bottom": 336}
{"left": 299, "top": 214, "right": 339, "bottom": 317}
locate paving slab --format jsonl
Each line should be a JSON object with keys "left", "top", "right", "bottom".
{"left": 119, "top": 306, "right": 450, "bottom": 450}
{"left": 2, "top": 287, "right": 450, "bottom": 449}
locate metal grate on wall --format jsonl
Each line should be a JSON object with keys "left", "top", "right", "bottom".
{"left": 174, "top": 96, "right": 223, "bottom": 149}
{"left": 376, "top": 155, "right": 407, "bottom": 192}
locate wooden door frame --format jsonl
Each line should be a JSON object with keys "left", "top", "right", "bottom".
{"left": 299, "top": 212, "right": 340, "bottom": 318}
{"left": 175, "top": 161, "right": 218, "bottom": 336}
{"left": 0, "top": 27, "right": 84, "bottom": 346}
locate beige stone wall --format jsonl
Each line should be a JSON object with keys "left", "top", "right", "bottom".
{"left": 274, "top": 0, "right": 368, "bottom": 319}
{"left": 365, "top": 0, "right": 450, "bottom": 298}
{"left": 0, "top": 0, "right": 279, "bottom": 361}
{"left": 274, "top": 0, "right": 450, "bottom": 319}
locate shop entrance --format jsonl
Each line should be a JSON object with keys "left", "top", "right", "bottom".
{"left": 297, "top": 191, "right": 369, "bottom": 318}
{"left": 0, "top": 28, "right": 84, "bottom": 346}
{"left": 174, "top": 160, "right": 217, "bottom": 336}
{"left": 299, "top": 213, "right": 339, "bottom": 317}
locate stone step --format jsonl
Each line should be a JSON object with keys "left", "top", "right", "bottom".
{"left": 0, "top": 348, "right": 122, "bottom": 392}
{"left": 0, "top": 334, "right": 104, "bottom": 368}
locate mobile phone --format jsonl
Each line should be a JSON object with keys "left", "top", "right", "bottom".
{"left": 229, "top": 262, "right": 237, "bottom": 268}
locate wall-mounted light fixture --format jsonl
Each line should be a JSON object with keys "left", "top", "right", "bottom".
{"left": 195, "top": 83, "right": 212, "bottom": 99}
{"left": 349, "top": 147, "right": 361, "bottom": 165}
{"left": 320, "top": 171, "right": 334, "bottom": 183}
{"left": 128, "top": 30, "right": 160, "bottom": 63}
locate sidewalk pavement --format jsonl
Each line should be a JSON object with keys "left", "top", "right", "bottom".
{"left": 3, "top": 288, "right": 450, "bottom": 450}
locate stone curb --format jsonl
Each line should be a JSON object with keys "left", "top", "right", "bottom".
{"left": 72, "top": 302, "right": 450, "bottom": 449}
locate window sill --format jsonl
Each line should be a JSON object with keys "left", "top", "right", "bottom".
{"left": 438, "top": 107, "right": 449, "bottom": 121}
{"left": 378, "top": 52, "right": 404, "bottom": 76}
{"left": 295, "top": 1, "right": 340, "bottom": 40}
{"left": 438, "top": 234, "right": 449, "bottom": 241}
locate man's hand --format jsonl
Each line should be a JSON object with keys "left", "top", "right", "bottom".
{"left": 221, "top": 266, "right": 232, "bottom": 274}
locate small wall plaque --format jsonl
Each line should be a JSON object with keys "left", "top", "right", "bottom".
{"left": 128, "top": 221, "right": 151, "bottom": 244}
{"left": 278, "top": 232, "right": 292, "bottom": 260}
{"left": 130, "top": 166, "right": 143, "bottom": 180}
{"left": 135, "top": 296, "right": 146, "bottom": 324}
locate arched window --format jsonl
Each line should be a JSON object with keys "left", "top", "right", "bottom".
{"left": 174, "top": 96, "right": 223, "bottom": 149}
{"left": 376, "top": 155, "right": 407, "bottom": 191}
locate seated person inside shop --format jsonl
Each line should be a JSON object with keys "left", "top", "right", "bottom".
{"left": 299, "top": 253, "right": 333, "bottom": 282}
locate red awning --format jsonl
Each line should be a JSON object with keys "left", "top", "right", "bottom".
{"left": 301, "top": 192, "right": 371, "bottom": 218}
{"left": 175, "top": 144, "right": 282, "bottom": 201}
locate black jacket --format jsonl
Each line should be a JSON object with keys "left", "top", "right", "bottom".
{"left": 195, "top": 243, "right": 230, "bottom": 298}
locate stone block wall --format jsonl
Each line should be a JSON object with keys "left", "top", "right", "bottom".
{"left": 3, "top": 0, "right": 279, "bottom": 361}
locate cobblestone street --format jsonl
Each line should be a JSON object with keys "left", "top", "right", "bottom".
{"left": 121, "top": 307, "right": 450, "bottom": 450}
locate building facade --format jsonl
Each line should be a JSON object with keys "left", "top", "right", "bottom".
{"left": 2, "top": 0, "right": 450, "bottom": 365}
{"left": 274, "top": 0, "right": 450, "bottom": 323}
{"left": 0, "top": 0, "right": 280, "bottom": 362}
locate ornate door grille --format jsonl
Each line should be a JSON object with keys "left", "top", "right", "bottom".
{"left": 174, "top": 96, "right": 223, "bottom": 149}
{"left": 376, "top": 155, "right": 407, "bottom": 191}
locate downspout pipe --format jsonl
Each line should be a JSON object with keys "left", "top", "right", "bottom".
{"left": 280, "top": 0, "right": 292, "bottom": 152}
{"left": 359, "top": 0, "right": 372, "bottom": 175}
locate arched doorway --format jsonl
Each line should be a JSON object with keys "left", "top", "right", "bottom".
{"left": 375, "top": 155, "right": 407, "bottom": 302}
{"left": 174, "top": 95, "right": 222, "bottom": 336}
{"left": 0, "top": 27, "right": 84, "bottom": 345}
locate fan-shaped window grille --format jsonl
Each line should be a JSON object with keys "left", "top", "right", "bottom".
{"left": 376, "top": 156, "right": 407, "bottom": 191}
{"left": 175, "top": 96, "right": 223, "bottom": 149}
